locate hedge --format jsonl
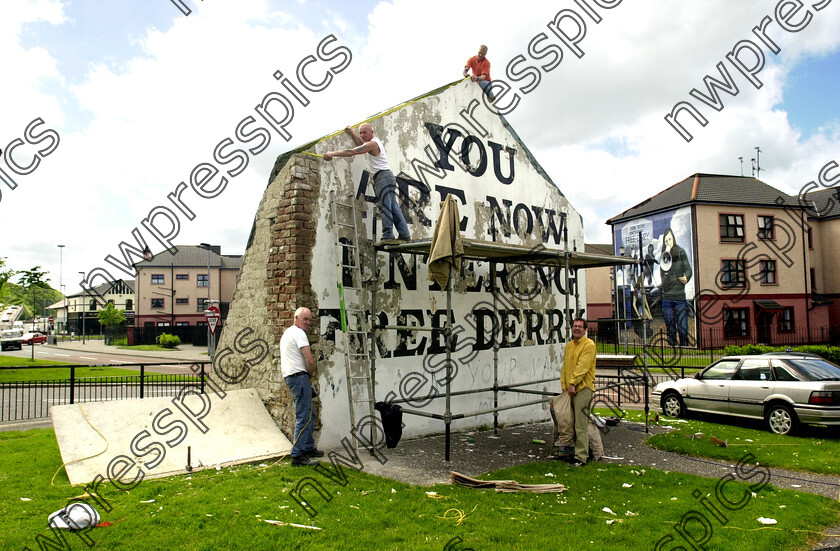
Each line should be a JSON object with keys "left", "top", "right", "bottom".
{"left": 722, "top": 344, "right": 840, "bottom": 364}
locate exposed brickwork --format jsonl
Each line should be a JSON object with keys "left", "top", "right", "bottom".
{"left": 216, "top": 153, "right": 322, "bottom": 440}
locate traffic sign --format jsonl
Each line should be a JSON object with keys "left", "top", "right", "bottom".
{"left": 205, "top": 305, "right": 221, "bottom": 335}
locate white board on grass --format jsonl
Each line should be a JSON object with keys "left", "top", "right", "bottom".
{"left": 51, "top": 388, "right": 291, "bottom": 485}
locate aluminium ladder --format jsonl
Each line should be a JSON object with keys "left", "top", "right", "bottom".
{"left": 331, "top": 192, "right": 376, "bottom": 447}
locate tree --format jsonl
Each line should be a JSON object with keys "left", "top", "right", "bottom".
{"left": 17, "top": 267, "right": 50, "bottom": 322}
{"left": 0, "top": 258, "right": 15, "bottom": 296}
{"left": 98, "top": 302, "right": 127, "bottom": 327}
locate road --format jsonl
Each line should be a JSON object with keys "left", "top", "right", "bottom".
{"left": 1, "top": 344, "right": 213, "bottom": 423}
{"left": 0, "top": 344, "right": 202, "bottom": 375}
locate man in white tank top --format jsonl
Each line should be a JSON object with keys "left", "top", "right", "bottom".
{"left": 324, "top": 123, "right": 411, "bottom": 242}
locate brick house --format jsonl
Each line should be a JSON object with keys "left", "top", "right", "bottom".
{"left": 133, "top": 245, "right": 241, "bottom": 329}
{"left": 604, "top": 173, "right": 830, "bottom": 348}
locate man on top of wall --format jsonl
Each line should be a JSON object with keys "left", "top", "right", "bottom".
{"left": 463, "top": 44, "right": 495, "bottom": 101}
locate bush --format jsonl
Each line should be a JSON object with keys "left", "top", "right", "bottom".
{"left": 722, "top": 343, "right": 840, "bottom": 364}
{"left": 157, "top": 333, "right": 181, "bottom": 349}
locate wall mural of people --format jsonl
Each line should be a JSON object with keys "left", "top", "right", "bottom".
{"left": 659, "top": 228, "right": 692, "bottom": 346}
{"left": 614, "top": 206, "right": 696, "bottom": 347}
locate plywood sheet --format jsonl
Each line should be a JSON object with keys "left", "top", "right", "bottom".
{"left": 51, "top": 388, "right": 291, "bottom": 485}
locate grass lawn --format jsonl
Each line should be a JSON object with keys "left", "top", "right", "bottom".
{"left": 0, "top": 364, "right": 177, "bottom": 382}
{"left": 0, "top": 356, "right": 80, "bottom": 368}
{"left": 2, "top": 428, "right": 838, "bottom": 550}
{"left": 601, "top": 408, "right": 840, "bottom": 475}
{"left": 116, "top": 345, "right": 178, "bottom": 352}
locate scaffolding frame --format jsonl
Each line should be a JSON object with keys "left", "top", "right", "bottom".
{"left": 365, "top": 231, "right": 638, "bottom": 463}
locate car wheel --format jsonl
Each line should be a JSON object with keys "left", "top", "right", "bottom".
{"left": 661, "top": 392, "right": 686, "bottom": 418}
{"left": 765, "top": 403, "right": 798, "bottom": 436}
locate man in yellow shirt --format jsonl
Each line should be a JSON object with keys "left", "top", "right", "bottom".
{"left": 560, "top": 317, "right": 597, "bottom": 466}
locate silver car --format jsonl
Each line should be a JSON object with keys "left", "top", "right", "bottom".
{"left": 652, "top": 354, "right": 840, "bottom": 435}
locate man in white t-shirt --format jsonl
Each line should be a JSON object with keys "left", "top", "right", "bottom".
{"left": 324, "top": 123, "right": 411, "bottom": 243}
{"left": 281, "top": 307, "right": 323, "bottom": 466}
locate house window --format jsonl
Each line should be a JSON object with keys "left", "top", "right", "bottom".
{"left": 758, "top": 260, "right": 776, "bottom": 284}
{"left": 197, "top": 298, "right": 210, "bottom": 311}
{"left": 810, "top": 268, "right": 817, "bottom": 291}
{"left": 197, "top": 274, "right": 209, "bottom": 287}
{"left": 778, "top": 308, "right": 794, "bottom": 332}
{"left": 719, "top": 214, "right": 745, "bottom": 242}
{"left": 125, "top": 299, "right": 133, "bottom": 310}
{"left": 176, "top": 274, "right": 189, "bottom": 280}
{"left": 176, "top": 298, "right": 189, "bottom": 304}
{"left": 176, "top": 321, "right": 190, "bottom": 326}
{"left": 151, "top": 298, "right": 164, "bottom": 309}
{"left": 151, "top": 274, "right": 165, "bottom": 284}
{"left": 807, "top": 227, "right": 813, "bottom": 249}
{"left": 757, "top": 216, "right": 774, "bottom": 239}
{"left": 89, "top": 299, "right": 97, "bottom": 311}
{"left": 721, "top": 259, "right": 746, "bottom": 289}
{"left": 723, "top": 308, "right": 749, "bottom": 337}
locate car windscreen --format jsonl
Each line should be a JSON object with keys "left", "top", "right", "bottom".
{"left": 784, "top": 359, "right": 840, "bottom": 381}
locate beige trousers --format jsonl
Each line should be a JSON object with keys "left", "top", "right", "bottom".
{"left": 571, "top": 387, "right": 593, "bottom": 463}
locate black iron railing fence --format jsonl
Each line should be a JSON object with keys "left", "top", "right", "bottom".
{"left": 0, "top": 362, "right": 210, "bottom": 422}
{"left": 590, "top": 322, "right": 840, "bottom": 370}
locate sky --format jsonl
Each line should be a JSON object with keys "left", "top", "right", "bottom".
{"left": 1, "top": 0, "right": 839, "bottom": 297}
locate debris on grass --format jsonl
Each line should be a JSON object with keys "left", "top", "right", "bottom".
{"left": 757, "top": 517, "right": 777, "bottom": 525}
{"left": 437, "top": 504, "right": 479, "bottom": 526}
{"left": 622, "top": 483, "right": 633, "bottom": 488}
{"left": 709, "top": 436, "right": 727, "bottom": 447}
{"left": 262, "top": 519, "right": 322, "bottom": 530}
{"left": 602, "top": 507, "right": 616, "bottom": 515}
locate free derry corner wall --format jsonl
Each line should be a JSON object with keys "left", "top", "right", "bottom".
{"left": 215, "top": 78, "right": 587, "bottom": 451}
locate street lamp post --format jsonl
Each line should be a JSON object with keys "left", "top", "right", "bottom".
{"left": 199, "top": 243, "right": 213, "bottom": 359}
{"left": 58, "top": 245, "right": 64, "bottom": 338}
{"left": 79, "top": 271, "right": 86, "bottom": 345}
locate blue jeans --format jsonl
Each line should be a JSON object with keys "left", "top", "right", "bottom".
{"left": 478, "top": 79, "right": 496, "bottom": 99}
{"left": 662, "top": 299, "right": 690, "bottom": 347}
{"left": 285, "top": 373, "right": 315, "bottom": 458}
{"left": 373, "top": 170, "right": 410, "bottom": 240}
